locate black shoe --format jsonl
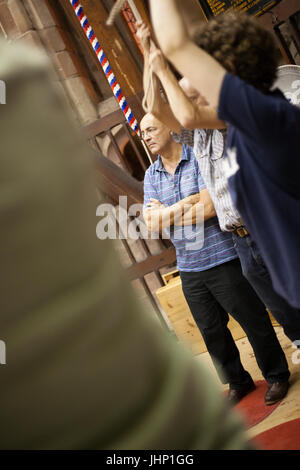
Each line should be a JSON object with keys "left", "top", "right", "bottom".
{"left": 264, "top": 381, "right": 289, "bottom": 406}
{"left": 227, "top": 382, "right": 256, "bottom": 406}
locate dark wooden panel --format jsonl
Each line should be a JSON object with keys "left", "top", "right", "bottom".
{"left": 126, "top": 247, "right": 177, "bottom": 280}
{"left": 258, "top": 0, "right": 299, "bottom": 27}
{"left": 257, "top": 0, "right": 300, "bottom": 65}
{"left": 60, "top": 0, "right": 143, "bottom": 98}
{"left": 198, "top": 0, "right": 281, "bottom": 19}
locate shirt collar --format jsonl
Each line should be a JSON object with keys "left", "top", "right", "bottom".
{"left": 155, "top": 145, "right": 190, "bottom": 172}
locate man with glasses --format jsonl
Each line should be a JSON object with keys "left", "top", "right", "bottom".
{"left": 141, "top": 112, "right": 290, "bottom": 406}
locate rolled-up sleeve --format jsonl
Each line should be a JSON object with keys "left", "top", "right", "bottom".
{"left": 143, "top": 169, "right": 159, "bottom": 211}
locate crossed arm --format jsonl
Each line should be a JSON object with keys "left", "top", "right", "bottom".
{"left": 143, "top": 189, "right": 216, "bottom": 233}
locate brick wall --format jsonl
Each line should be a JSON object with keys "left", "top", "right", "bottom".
{"left": 0, "top": 0, "right": 175, "bottom": 327}
{"left": 0, "top": 0, "right": 99, "bottom": 125}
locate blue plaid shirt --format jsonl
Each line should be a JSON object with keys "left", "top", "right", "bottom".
{"left": 143, "top": 144, "right": 237, "bottom": 272}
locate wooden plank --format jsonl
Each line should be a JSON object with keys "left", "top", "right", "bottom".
{"left": 162, "top": 269, "right": 181, "bottom": 285}
{"left": 126, "top": 247, "right": 177, "bottom": 280}
{"left": 122, "top": 123, "right": 148, "bottom": 171}
{"left": 84, "top": 91, "right": 144, "bottom": 140}
{"left": 101, "top": 0, "right": 145, "bottom": 71}
{"left": 93, "top": 150, "right": 144, "bottom": 205}
{"left": 85, "top": 109, "right": 125, "bottom": 138}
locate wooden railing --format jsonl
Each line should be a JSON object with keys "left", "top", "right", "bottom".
{"left": 84, "top": 108, "right": 177, "bottom": 327}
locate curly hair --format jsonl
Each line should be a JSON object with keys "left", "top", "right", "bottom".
{"left": 193, "top": 12, "right": 280, "bottom": 92}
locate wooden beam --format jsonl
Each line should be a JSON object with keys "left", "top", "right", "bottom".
{"left": 84, "top": 91, "right": 144, "bottom": 139}
{"left": 85, "top": 109, "right": 125, "bottom": 137}
{"left": 126, "top": 247, "right": 177, "bottom": 280}
{"left": 93, "top": 150, "right": 144, "bottom": 205}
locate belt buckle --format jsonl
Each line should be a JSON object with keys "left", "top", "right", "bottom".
{"left": 236, "top": 227, "right": 249, "bottom": 238}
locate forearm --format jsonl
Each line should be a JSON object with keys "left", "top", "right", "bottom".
{"left": 175, "top": 189, "right": 216, "bottom": 226}
{"left": 143, "top": 50, "right": 165, "bottom": 116}
{"left": 145, "top": 192, "right": 215, "bottom": 231}
{"left": 142, "top": 50, "right": 150, "bottom": 97}
{"left": 175, "top": 201, "right": 216, "bottom": 226}
{"left": 149, "top": 0, "right": 226, "bottom": 108}
{"left": 156, "top": 66, "right": 195, "bottom": 129}
{"left": 157, "top": 66, "right": 225, "bottom": 129}
{"left": 144, "top": 202, "right": 185, "bottom": 232}
{"left": 149, "top": 0, "right": 188, "bottom": 55}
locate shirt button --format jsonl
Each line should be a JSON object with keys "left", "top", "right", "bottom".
{"left": 218, "top": 194, "right": 223, "bottom": 199}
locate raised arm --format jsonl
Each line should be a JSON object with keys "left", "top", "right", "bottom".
{"left": 136, "top": 21, "right": 157, "bottom": 110}
{"left": 136, "top": 21, "right": 181, "bottom": 133}
{"left": 149, "top": 47, "right": 225, "bottom": 130}
{"left": 149, "top": 0, "right": 226, "bottom": 109}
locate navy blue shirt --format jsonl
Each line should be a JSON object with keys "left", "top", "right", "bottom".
{"left": 218, "top": 72, "right": 300, "bottom": 308}
{"left": 143, "top": 144, "right": 237, "bottom": 272}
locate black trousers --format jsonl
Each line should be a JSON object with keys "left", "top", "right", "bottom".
{"left": 232, "top": 233, "right": 300, "bottom": 345}
{"left": 180, "top": 258, "right": 290, "bottom": 389}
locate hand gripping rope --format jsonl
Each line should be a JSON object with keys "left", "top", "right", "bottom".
{"left": 107, "top": 0, "right": 155, "bottom": 114}
{"left": 70, "top": 0, "right": 139, "bottom": 134}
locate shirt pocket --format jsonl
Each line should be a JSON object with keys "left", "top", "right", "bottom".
{"left": 180, "top": 171, "right": 199, "bottom": 199}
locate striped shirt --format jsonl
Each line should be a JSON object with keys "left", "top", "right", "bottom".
{"left": 173, "top": 129, "right": 243, "bottom": 232}
{"left": 143, "top": 144, "right": 237, "bottom": 272}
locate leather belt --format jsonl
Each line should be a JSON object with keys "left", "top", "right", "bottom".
{"left": 234, "top": 226, "right": 249, "bottom": 238}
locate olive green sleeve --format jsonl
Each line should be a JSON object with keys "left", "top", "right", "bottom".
{"left": 0, "top": 39, "right": 252, "bottom": 450}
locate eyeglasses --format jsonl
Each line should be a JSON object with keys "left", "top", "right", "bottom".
{"left": 141, "top": 127, "right": 157, "bottom": 139}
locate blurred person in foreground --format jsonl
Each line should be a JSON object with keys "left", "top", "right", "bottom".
{"left": 0, "top": 38, "right": 254, "bottom": 449}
